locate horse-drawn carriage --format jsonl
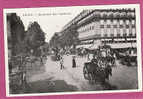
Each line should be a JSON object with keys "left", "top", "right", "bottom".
{"left": 119, "top": 47, "right": 137, "bottom": 66}
{"left": 83, "top": 45, "right": 114, "bottom": 84}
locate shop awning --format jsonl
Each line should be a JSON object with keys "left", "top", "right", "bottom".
{"left": 76, "top": 44, "right": 93, "bottom": 49}
{"left": 108, "top": 43, "right": 136, "bottom": 49}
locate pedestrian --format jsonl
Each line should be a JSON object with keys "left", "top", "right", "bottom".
{"left": 105, "top": 64, "right": 112, "bottom": 80}
{"left": 21, "top": 71, "right": 27, "bottom": 90}
{"left": 40, "top": 55, "right": 43, "bottom": 64}
{"left": 72, "top": 56, "right": 76, "bottom": 68}
{"left": 60, "top": 55, "right": 64, "bottom": 70}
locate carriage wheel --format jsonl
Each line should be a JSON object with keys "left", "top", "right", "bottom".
{"left": 98, "top": 60, "right": 102, "bottom": 66}
{"left": 83, "top": 66, "right": 90, "bottom": 80}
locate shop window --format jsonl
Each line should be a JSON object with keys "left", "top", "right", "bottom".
{"left": 117, "top": 34, "right": 120, "bottom": 37}
{"left": 107, "top": 25, "right": 111, "bottom": 28}
{"left": 132, "top": 25, "right": 135, "bottom": 28}
{"left": 100, "top": 25, "right": 104, "bottom": 28}
{"left": 119, "top": 25, "right": 123, "bottom": 28}
{"left": 113, "top": 25, "right": 117, "bottom": 28}
{"left": 126, "top": 25, "right": 129, "bottom": 28}
{"left": 104, "top": 34, "right": 108, "bottom": 37}
{"left": 129, "top": 33, "right": 133, "bottom": 36}
{"left": 123, "top": 33, "right": 127, "bottom": 36}
{"left": 110, "top": 34, "right": 114, "bottom": 37}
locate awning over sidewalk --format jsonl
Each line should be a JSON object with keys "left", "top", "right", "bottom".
{"left": 87, "top": 45, "right": 99, "bottom": 50}
{"left": 76, "top": 44, "right": 100, "bottom": 50}
{"left": 108, "top": 43, "right": 136, "bottom": 49}
{"left": 76, "top": 42, "right": 136, "bottom": 50}
{"left": 76, "top": 44, "right": 93, "bottom": 49}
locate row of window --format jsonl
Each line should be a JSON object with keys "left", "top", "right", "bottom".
{"left": 78, "top": 19, "right": 135, "bottom": 33}
{"left": 94, "top": 33, "right": 136, "bottom": 37}
{"left": 100, "top": 25, "right": 135, "bottom": 28}
{"left": 62, "top": 8, "right": 135, "bottom": 31}
{"left": 78, "top": 25, "right": 135, "bottom": 33}
{"left": 100, "top": 28, "right": 136, "bottom": 35}
{"left": 78, "top": 32, "right": 136, "bottom": 39}
{"left": 77, "top": 12, "right": 135, "bottom": 25}
{"left": 100, "top": 20, "right": 135, "bottom": 25}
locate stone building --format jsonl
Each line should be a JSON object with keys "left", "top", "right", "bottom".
{"left": 60, "top": 8, "right": 136, "bottom": 51}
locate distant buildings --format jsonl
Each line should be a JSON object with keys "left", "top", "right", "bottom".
{"left": 60, "top": 8, "right": 136, "bottom": 50}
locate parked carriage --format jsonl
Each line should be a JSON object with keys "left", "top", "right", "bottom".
{"left": 119, "top": 47, "right": 137, "bottom": 66}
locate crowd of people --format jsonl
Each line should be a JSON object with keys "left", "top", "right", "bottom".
{"left": 51, "top": 44, "right": 115, "bottom": 84}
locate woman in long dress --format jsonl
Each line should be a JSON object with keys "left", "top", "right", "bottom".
{"left": 72, "top": 56, "right": 76, "bottom": 68}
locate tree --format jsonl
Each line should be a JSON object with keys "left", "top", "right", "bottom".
{"left": 61, "top": 26, "right": 78, "bottom": 48}
{"left": 25, "top": 22, "right": 45, "bottom": 53}
{"left": 49, "top": 33, "right": 61, "bottom": 48}
{"left": 49, "top": 25, "right": 79, "bottom": 50}
{"left": 7, "top": 13, "right": 26, "bottom": 56}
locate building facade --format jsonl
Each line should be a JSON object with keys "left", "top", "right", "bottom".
{"left": 60, "top": 8, "right": 136, "bottom": 50}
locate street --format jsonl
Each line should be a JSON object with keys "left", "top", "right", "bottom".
{"left": 23, "top": 55, "right": 138, "bottom": 93}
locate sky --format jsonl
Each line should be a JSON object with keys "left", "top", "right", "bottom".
{"left": 16, "top": 7, "right": 83, "bottom": 42}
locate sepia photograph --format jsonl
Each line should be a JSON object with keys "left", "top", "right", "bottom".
{"left": 3, "top": 4, "right": 142, "bottom": 96}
